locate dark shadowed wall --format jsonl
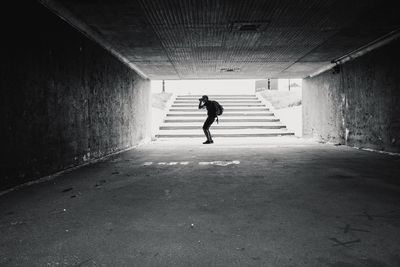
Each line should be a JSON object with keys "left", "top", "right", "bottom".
{"left": 303, "top": 38, "right": 400, "bottom": 152}
{"left": 0, "top": 2, "right": 151, "bottom": 190}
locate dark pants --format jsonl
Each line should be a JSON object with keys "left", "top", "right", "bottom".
{"left": 202, "top": 116, "right": 216, "bottom": 141}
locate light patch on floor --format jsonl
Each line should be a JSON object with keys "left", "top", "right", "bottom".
{"left": 198, "top": 160, "right": 240, "bottom": 166}
{"left": 144, "top": 161, "right": 192, "bottom": 166}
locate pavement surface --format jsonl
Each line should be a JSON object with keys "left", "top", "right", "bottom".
{"left": 1, "top": 137, "right": 400, "bottom": 266}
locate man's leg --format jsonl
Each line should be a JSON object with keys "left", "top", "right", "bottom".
{"left": 202, "top": 119, "right": 211, "bottom": 141}
{"left": 204, "top": 128, "right": 212, "bottom": 141}
{"left": 202, "top": 116, "right": 215, "bottom": 143}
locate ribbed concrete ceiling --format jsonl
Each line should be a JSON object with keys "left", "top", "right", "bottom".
{"left": 48, "top": 0, "right": 399, "bottom": 79}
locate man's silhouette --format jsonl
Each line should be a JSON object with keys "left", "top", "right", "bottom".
{"left": 198, "top": 95, "right": 216, "bottom": 144}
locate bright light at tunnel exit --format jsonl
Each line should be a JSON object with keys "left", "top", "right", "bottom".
{"left": 151, "top": 79, "right": 303, "bottom": 137}
{"left": 151, "top": 79, "right": 302, "bottom": 94}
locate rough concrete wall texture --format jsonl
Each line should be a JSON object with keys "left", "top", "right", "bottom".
{"left": 303, "top": 71, "right": 344, "bottom": 142}
{"left": 0, "top": 2, "right": 151, "bottom": 190}
{"left": 303, "top": 38, "right": 400, "bottom": 152}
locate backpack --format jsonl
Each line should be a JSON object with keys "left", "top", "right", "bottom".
{"left": 213, "top": 101, "right": 224, "bottom": 116}
{"left": 213, "top": 101, "right": 223, "bottom": 123}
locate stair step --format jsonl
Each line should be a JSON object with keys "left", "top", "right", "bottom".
{"left": 166, "top": 113, "right": 274, "bottom": 117}
{"left": 170, "top": 108, "right": 269, "bottom": 112}
{"left": 160, "top": 125, "right": 286, "bottom": 130}
{"left": 158, "top": 128, "right": 290, "bottom": 133}
{"left": 161, "top": 121, "right": 283, "bottom": 126}
{"left": 174, "top": 100, "right": 262, "bottom": 104}
{"left": 177, "top": 95, "right": 256, "bottom": 97}
{"left": 156, "top": 132, "right": 295, "bottom": 138}
{"left": 176, "top": 97, "right": 258, "bottom": 101}
{"left": 164, "top": 118, "right": 280, "bottom": 123}
{"left": 172, "top": 104, "right": 265, "bottom": 107}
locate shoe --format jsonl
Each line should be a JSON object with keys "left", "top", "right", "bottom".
{"left": 203, "top": 140, "right": 214, "bottom": 144}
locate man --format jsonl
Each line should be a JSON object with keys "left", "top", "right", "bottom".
{"left": 198, "top": 95, "right": 216, "bottom": 144}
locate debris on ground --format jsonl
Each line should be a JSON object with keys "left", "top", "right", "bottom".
{"left": 94, "top": 180, "right": 107, "bottom": 187}
{"left": 61, "top": 188, "right": 73, "bottom": 193}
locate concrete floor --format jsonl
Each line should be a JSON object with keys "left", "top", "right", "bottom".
{"left": 1, "top": 138, "right": 400, "bottom": 266}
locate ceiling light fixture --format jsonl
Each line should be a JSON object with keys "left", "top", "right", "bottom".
{"left": 220, "top": 67, "right": 240, "bottom": 73}
{"left": 230, "top": 21, "right": 270, "bottom": 32}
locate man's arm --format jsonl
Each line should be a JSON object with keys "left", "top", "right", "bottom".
{"left": 198, "top": 99, "right": 205, "bottom": 109}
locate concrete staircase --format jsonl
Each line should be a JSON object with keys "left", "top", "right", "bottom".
{"left": 156, "top": 94, "right": 295, "bottom": 138}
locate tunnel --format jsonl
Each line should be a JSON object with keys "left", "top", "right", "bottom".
{"left": 1, "top": 0, "right": 400, "bottom": 266}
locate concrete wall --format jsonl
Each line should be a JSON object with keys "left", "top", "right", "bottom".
{"left": 0, "top": 2, "right": 151, "bottom": 190}
{"left": 303, "top": 38, "right": 400, "bottom": 152}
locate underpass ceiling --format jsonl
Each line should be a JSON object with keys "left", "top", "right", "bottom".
{"left": 50, "top": 0, "right": 400, "bottom": 79}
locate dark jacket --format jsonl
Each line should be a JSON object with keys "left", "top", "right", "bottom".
{"left": 199, "top": 100, "right": 217, "bottom": 117}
